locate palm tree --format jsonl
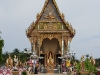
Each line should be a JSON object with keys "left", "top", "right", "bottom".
{"left": 12, "top": 48, "right": 20, "bottom": 56}
{"left": 24, "top": 48, "right": 28, "bottom": 53}
{"left": 13, "top": 48, "right": 20, "bottom": 53}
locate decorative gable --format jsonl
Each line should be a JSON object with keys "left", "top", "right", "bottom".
{"left": 34, "top": 0, "right": 69, "bottom": 30}
{"left": 26, "top": 0, "right": 75, "bottom": 37}
{"left": 39, "top": 0, "right": 62, "bottom": 22}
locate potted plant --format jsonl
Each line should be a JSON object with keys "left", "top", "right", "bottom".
{"left": 12, "top": 69, "right": 19, "bottom": 75}
{"left": 22, "top": 70, "right": 27, "bottom": 75}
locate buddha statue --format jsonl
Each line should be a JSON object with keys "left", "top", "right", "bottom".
{"left": 47, "top": 52, "right": 54, "bottom": 65}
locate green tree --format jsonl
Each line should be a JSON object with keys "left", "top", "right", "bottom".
{"left": 76, "top": 56, "right": 97, "bottom": 74}
{"left": 12, "top": 48, "right": 20, "bottom": 56}
{"left": 0, "top": 32, "right": 4, "bottom": 62}
{"left": 11, "top": 48, "right": 27, "bottom": 63}
{"left": 95, "top": 58, "right": 100, "bottom": 67}
{"left": 1, "top": 51, "right": 9, "bottom": 64}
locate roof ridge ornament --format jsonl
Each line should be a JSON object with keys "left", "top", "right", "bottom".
{"left": 61, "top": 13, "right": 65, "bottom": 20}
{"left": 36, "top": 13, "right": 40, "bottom": 19}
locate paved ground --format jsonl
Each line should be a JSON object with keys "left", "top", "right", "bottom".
{"left": 27, "top": 72, "right": 74, "bottom": 75}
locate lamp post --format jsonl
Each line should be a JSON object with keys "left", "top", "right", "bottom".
{"left": 68, "top": 50, "right": 76, "bottom": 71}
{"left": 59, "top": 49, "right": 76, "bottom": 73}
{"left": 67, "top": 50, "right": 76, "bottom": 63}
{"left": 71, "top": 50, "right": 76, "bottom": 61}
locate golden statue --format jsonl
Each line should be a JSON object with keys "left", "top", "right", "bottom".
{"left": 89, "top": 56, "right": 95, "bottom": 66}
{"left": 80, "top": 55, "right": 85, "bottom": 71}
{"left": 14, "top": 55, "right": 18, "bottom": 67}
{"left": 44, "top": 12, "right": 55, "bottom": 19}
{"left": 6, "top": 55, "right": 13, "bottom": 68}
{"left": 47, "top": 52, "right": 54, "bottom": 65}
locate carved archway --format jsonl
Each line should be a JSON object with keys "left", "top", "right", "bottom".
{"left": 39, "top": 33, "right": 62, "bottom": 47}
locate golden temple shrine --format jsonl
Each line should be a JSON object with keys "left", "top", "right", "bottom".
{"left": 26, "top": 0, "right": 75, "bottom": 69}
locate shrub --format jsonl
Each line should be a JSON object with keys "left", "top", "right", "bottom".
{"left": 22, "top": 71, "right": 27, "bottom": 75}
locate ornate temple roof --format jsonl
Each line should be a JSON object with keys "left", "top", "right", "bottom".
{"left": 26, "top": 0, "right": 75, "bottom": 38}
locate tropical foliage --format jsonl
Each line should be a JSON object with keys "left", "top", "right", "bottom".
{"left": 76, "top": 56, "right": 97, "bottom": 74}
{"left": 0, "top": 32, "right": 4, "bottom": 63}
{"left": 95, "top": 58, "right": 100, "bottom": 67}
{"left": 0, "top": 48, "right": 31, "bottom": 65}
{"left": 85, "top": 58, "right": 96, "bottom": 73}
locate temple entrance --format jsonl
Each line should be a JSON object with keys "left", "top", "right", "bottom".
{"left": 39, "top": 38, "right": 61, "bottom": 72}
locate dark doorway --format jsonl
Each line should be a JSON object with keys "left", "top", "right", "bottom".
{"left": 56, "top": 54, "right": 61, "bottom": 65}
{"left": 39, "top": 54, "right": 45, "bottom": 65}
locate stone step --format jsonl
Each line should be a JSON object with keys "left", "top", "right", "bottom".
{"left": 27, "top": 72, "right": 74, "bottom": 75}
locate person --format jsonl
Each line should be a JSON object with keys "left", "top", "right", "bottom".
{"left": 58, "top": 64, "right": 61, "bottom": 73}
{"left": 28, "top": 66, "right": 32, "bottom": 73}
{"left": 34, "top": 63, "right": 38, "bottom": 74}
{"left": 41, "top": 64, "right": 44, "bottom": 73}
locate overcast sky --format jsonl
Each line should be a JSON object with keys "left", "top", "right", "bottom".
{"left": 0, "top": 0, "right": 100, "bottom": 59}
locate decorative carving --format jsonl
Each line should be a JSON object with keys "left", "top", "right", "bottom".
{"left": 39, "top": 33, "right": 62, "bottom": 47}
{"left": 44, "top": 12, "right": 55, "bottom": 19}
{"left": 44, "top": 24, "right": 48, "bottom": 29}
{"left": 58, "top": 39, "right": 62, "bottom": 48}
{"left": 36, "top": 22, "right": 65, "bottom": 30}
{"left": 40, "top": 38, "right": 43, "bottom": 47}
{"left": 64, "top": 37, "right": 68, "bottom": 48}
{"left": 54, "top": 25, "right": 57, "bottom": 29}
{"left": 33, "top": 37, "right": 37, "bottom": 44}
{"left": 48, "top": 23, "right": 53, "bottom": 29}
